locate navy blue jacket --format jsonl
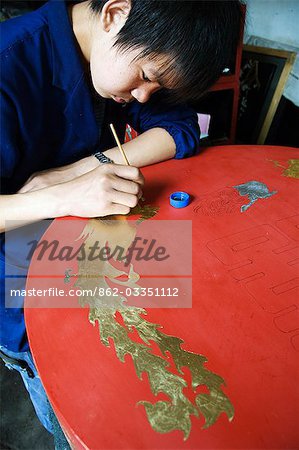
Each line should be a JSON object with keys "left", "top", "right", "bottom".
{"left": 0, "top": 0, "right": 200, "bottom": 352}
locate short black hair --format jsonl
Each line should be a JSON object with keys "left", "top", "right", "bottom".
{"left": 89, "top": 0, "right": 244, "bottom": 103}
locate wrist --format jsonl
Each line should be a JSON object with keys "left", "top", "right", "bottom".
{"left": 46, "top": 184, "right": 72, "bottom": 218}
{"left": 11, "top": 187, "right": 66, "bottom": 222}
{"left": 77, "top": 156, "right": 100, "bottom": 174}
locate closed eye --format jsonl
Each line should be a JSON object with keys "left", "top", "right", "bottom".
{"left": 142, "top": 71, "right": 151, "bottom": 82}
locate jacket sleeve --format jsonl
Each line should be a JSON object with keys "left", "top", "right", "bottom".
{"left": 0, "top": 88, "right": 21, "bottom": 193}
{"left": 125, "top": 93, "right": 201, "bottom": 159}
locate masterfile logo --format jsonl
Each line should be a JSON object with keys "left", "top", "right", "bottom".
{"left": 5, "top": 219, "right": 192, "bottom": 308}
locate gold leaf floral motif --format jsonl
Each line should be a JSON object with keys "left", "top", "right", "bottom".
{"left": 129, "top": 204, "right": 160, "bottom": 223}
{"left": 284, "top": 159, "right": 299, "bottom": 179}
{"left": 269, "top": 158, "right": 299, "bottom": 179}
{"left": 73, "top": 211, "right": 234, "bottom": 439}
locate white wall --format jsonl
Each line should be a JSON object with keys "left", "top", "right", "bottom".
{"left": 244, "top": 0, "right": 299, "bottom": 47}
{"left": 243, "top": 0, "right": 299, "bottom": 106}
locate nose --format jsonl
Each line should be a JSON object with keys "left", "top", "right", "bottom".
{"left": 131, "top": 83, "right": 161, "bottom": 103}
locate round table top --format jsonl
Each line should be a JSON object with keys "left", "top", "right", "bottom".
{"left": 25, "top": 145, "right": 299, "bottom": 449}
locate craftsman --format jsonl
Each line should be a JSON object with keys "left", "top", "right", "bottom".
{"left": 0, "top": 0, "right": 243, "bottom": 445}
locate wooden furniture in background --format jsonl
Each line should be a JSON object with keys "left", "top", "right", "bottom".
{"left": 238, "top": 45, "right": 296, "bottom": 145}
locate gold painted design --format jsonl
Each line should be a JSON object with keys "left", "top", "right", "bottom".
{"left": 129, "top": 204, "right": 160, "bottom": 222}
{"left": 95, "top": 204, "right": 159, "bottom": 224}
{"left": 269, "top": 159, "right": 299, "bottom": 179}
{"left": 71, "top": 207, "right": 233, "bottom": 439}
{"left": 284, "top": 159, "right": 299, "bottom": 178}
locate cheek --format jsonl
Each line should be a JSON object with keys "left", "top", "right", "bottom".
{"left": 90, "top": 50, "right": 137, "bottom": 94}
{"left": 90, "top": 58, "right": 113, "bottom": 92}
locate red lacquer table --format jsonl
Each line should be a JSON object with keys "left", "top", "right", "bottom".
{"left": 25, "top": 145, "right": 299, "bottom": 449}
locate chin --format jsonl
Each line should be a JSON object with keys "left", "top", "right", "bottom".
{"left": 94, "top": 87, "right": 108, "bottom": 98}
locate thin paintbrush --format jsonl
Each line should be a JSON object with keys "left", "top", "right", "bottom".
{"left": 109, "top": 123, "right": 143, "bottom": 205}
{"left": 109, "top": 123, "right": 130, "bottom": 165}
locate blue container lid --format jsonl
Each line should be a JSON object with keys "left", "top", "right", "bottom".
{"left": 170, "top": 191, "right": 190, "bottom": 208}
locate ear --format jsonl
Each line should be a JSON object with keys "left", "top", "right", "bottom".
{"left": 100, "top": 0, "right": 131, "bottom": 33}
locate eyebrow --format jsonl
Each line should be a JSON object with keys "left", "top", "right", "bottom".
{"left": 148, "top": 69, "right": 166, "bottom": 87}
{"left": 148, "top": 64, "right": 180, "bottom": 91}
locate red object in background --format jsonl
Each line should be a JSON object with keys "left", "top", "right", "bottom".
{"left": 208, "top": 4, "right": 246, "bottom": 143}
{"left": 25, "top": 145, "right": 299, "bottom": 449}
{"left": 125, "top": 124, "right": 138, "bottom": 143}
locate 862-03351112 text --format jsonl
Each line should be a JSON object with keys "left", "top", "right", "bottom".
{"left": 9, "top": 287, "right": 180, "bottom": 298}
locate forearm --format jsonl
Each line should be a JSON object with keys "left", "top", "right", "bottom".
{"left": 0, "top": 186, "right": 66, "bottom": 232}
{"left": 1, "top": 164, "right": 144, "bottom": 232}
{"left": 17, "top": 155, "right": 100, "bottom": 193}
{"left": 104, "top": 127, "right": 176, "bottom": 167}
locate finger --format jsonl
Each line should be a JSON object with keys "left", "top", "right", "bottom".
{"left": 110, "top": 176, "right": 142, "bottom": 197}
{"left": 110, "top": 190, "right": 139, "bottom": 209}
{"left": 18, "top": 181, "right": 43, "bottom": 193}
{"left": 18, "top": 185, "right": 33, "bottom": 194}
{"left": 110, "top": 164, "right": 145, "bottom": 186}
{"left": 106, "top": 203, "right": 131, "bottom": 216}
